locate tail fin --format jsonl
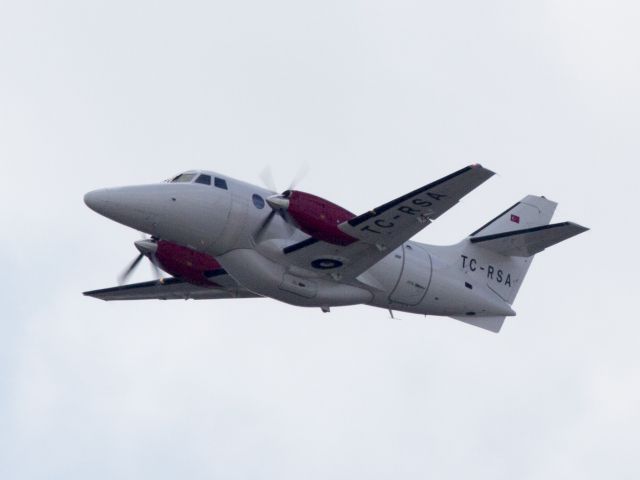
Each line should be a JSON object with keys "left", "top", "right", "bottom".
{"left": 447, "top": 195, "right": 587, "bottom": 332}
{"left": 469, "top": 195, "right": 558, "bottom": 238}
{"left": 461, "top": 195, "right": 588, "bottom": 306}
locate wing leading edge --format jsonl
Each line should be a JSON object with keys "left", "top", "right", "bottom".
{"left": 84, "top": 277, "right": 261, "bottom": 301}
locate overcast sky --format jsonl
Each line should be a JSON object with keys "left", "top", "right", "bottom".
{"left": 1, "top": 1, "right": 638, "bottom": 478}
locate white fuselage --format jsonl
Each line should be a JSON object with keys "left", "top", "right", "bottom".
{"left": 84, "top": 170, "right": 515, "bottom": 318}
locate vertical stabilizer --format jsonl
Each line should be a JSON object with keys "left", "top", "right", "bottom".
{"left": 447, "top": 195, "right": 587, "bottom": 332}
{"left": 462, "top": 196, "right": 557, "bottom": 305}
{"left": 458, "top": 195, "right": 587, "bottom": 306}
{"left": 470, "top": 195, "right": 557, "bottom": 238}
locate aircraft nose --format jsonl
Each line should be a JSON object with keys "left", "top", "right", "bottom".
{"left": 84, "top": 188, "right": 112, "bottom": 214}
{"left": 83, "top": 185, "right": 164, "bottom": 236}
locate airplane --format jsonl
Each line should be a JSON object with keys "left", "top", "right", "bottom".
{"left": 83, "top": 164, "right": 588, "bottom": 332}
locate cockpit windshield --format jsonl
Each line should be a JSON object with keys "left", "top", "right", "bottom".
{"left": 170, "top": 173, "right": 197, "bottom": 183}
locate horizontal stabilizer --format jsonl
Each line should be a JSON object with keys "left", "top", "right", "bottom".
{"left": 470, "top": 222, "right": 588, "bottom": 257}
{"left": 451, "top": 315, "right": 506, "bottom": 333}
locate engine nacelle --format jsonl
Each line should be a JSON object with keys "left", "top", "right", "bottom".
{"left": 283, "top": 190, "right": 358, "bottom": 246}
{"left": 154, "top": 240, "right": 224, "bottom": 287}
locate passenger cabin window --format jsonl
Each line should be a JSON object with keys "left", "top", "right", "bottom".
{"left": 195, "top": 174, "right": 211, "bottom": 185}
{"left": 171, "top": 173, "right": 197, "bottom": 183}
{"left": 214, "top": 177, "right": 228, "bottom": 190}
{"left": 252, "top": 194, "right": 265, "bottom": 209}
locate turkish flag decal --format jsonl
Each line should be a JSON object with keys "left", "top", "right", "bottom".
{"left": 510, "top": 214, "right": 520, "bottom": 224}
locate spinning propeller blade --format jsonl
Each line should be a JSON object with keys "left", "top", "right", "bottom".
{"left": 117, "top": 237, "right": 160, "bottom": 285}
{"left": 253, "top": 210, "right": 277, "bottom": 243}
{"left": 254, "top": 166, "right": 307, "bottom": 242}
{"left": 118, "top": 253, "right": 145, "bottom": 285}
{"left": 288, "top": 163, "right": 309, "bottom": 191}
{"left": 259, "top": 164, "right": 309, "bottom": 193}
{"left": 259, "top": 166, "right": 277, "bottom": 193}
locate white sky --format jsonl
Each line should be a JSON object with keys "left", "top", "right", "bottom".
{"left": 0, "top": 1, "right": 638, "bottom": 478}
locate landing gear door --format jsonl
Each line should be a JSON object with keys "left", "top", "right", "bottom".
{"left": 389, "top": 244, "right": 432, "bottom": 306}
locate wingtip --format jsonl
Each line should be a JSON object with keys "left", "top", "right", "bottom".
{"left": 470, "top": 163, "right": 496, "bottom": 177}
{"left": 83, "top": 289, "right": 109, "bottom": 300}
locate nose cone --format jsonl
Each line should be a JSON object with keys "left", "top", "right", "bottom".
{"left": 83, "top": 185, "right": 164, "bottom": 235}
{"left": 84, "top": 188, "right": 112, "bottom": 215}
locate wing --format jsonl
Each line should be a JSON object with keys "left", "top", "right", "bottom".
{"left": 84, "top": 277, "right": 261, "bottom": 301}
{"left": 282, "top": 164, "right": 494, "bottom": 279}
{"left": 339, "top": 164, "right": 495, "bottom": 245}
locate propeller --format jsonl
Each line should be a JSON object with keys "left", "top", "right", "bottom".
{"left": 259, "top": 166, "right": 278, "bottom": 193}
{"left": 117, "top": 237, "right": 161, "bottom": 285}
{"left": 253, "top": 197, "right": 295, "bottom": 243}
{"left": 254, "top": 165, "right": 308, "bottom": 242}
{"left": 287, "top": 163, "right": 309, "bottom": 192}
{"left": 259, "top": 164, "right": 308, "bottom": 192}
{"left": 118, "top": 252, "right": 145, "bottom": 285}
{"left": 252, "top": 209, "right": 278, "bottom": 243}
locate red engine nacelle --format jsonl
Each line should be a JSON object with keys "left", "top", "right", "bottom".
{"left": 154, "top": 240, "right": 225, "bottom": 287}
{"left": 284, "top": 190, "right": 358, "bottom": 246}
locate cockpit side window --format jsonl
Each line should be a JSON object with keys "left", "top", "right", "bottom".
{"left": 214, "top": 177, "right": 228, "bottom": 190}
{"left": 195, "top": 174, "right": 212, "bottom": 185}
{"left": 171, "top": 173, "right": 197, "bottom": 183}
